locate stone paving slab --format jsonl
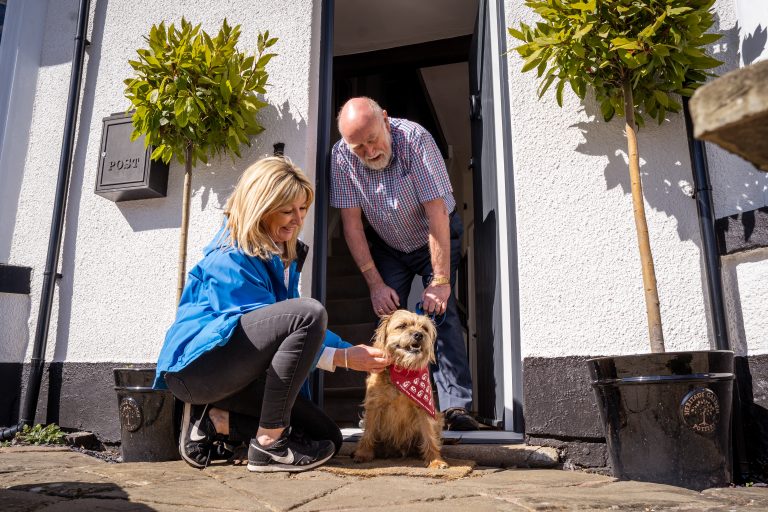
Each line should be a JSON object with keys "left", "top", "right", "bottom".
{"left": 293, "top": 475, "right": 481, "bottom": 511}
{"left": 338, "top": 441, "right": 560, "bottom": 469}
{"left": 0, "top": 448, "right": 104, "bottom": 473}
{"left": 1, "top": 447, "right": 767, "bottom": 511}
{"left": 206, "top": 465, "right": 349, "bottom": 511}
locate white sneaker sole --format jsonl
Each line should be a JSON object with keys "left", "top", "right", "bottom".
{"left": 179, "top": 402, "right": 205, "bottom": 469}
{"left": 246, "top": 451, "right": 334, "bottom": 473}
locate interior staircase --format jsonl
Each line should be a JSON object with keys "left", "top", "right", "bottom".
{"left": 323, "top": 233, "right": 378, "bottom": 428}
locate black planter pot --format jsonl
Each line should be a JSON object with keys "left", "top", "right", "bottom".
{"left": 114, "top": 367, "right": 180, "bottom": 462}
{"left": 587, "top": 350, "right": 734, "bottom": 490}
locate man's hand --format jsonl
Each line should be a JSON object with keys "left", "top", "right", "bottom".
{"left": 422, "top": 283, "right": 450, "bottom": 315}
{"left": 342, "top": 345, "right": 390, "bottom": 373}
{"left": 370, "top": 282, "right": 400, "bottom": 316}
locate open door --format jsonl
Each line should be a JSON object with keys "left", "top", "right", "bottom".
{"left": 468, "top": 0, "right": 522, "bottom": 430}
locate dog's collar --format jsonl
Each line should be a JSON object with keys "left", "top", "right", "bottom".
{"left": 388, "top": 365, "right": 436, "bottom": 418}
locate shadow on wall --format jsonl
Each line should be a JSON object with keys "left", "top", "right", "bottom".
{"left": 567, "top": 18, "right": 767, "bottom": 352}
{"left": 570, "top": 20, "right": 750, "bottom": 246}
{"left": 742, "top": 24, "right": 767, "bottom": 66}
{"left": 51, "top": 0, "right": 109, "bottom": 364}
{"left": 8, "top": 481, "right": 158, "bottom": 510}
{"left": 116, "top": 100, "right": 307, "bottom": 233}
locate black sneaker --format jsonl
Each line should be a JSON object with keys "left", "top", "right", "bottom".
{"left": 179, "top": 403, "right": 228, "bottom": 468}
{"left": 247, "top": 426, "right": 334, "bottom": 473}
{"left": 444, "top": 407, "right": 481, "bottom": 431}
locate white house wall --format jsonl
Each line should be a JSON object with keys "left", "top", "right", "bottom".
{"left": 6, "top": 0, "right": 320, "bottom": 365}
{"left": 504, "top": 0, "right": 767, "bottom": 360}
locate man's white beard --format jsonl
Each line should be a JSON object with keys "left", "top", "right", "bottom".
{"left": 360, "top": 151, "right": 391, "bottom": 170}
{"left": 357, "top": 131, "right": 392, "bottom": 171}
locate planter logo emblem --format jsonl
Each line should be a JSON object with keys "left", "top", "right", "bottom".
{"left": 680, "top": 388, "right": 719, "bottom": 434}
{"left": 119, "top": 397, "right": 143, "bottom": 432}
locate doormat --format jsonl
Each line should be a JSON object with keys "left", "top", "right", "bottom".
{"left": 317, "top": 456, "right": 475, "bottom": 479}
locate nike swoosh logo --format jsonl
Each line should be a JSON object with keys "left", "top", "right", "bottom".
{"left": 190, "top": 423, "right": 206, "bottom": 442}
{"left": 250, "top": 443, "right": 295, "bottom": 464}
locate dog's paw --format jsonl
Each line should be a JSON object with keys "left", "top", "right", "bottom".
{"left": 352, "top": 450, "right": 374, "bottom": 464}
{"left": 428, "top": 459, "right": 449, "bottom": 469}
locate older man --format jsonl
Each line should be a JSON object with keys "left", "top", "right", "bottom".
{"left": 329, "top": 97, "right": 478, "bottom": 431}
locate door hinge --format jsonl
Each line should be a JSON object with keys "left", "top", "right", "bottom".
{"left": 470, "top": 94, "right": 482, "bottom": 121}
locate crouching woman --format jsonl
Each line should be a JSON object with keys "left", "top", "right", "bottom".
{"left": 154, "top": 157, "right": 387, "bottom": 473}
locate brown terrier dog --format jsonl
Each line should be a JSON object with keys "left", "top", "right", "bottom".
{"left": 353, "top": 309, "right": 448, "bottom": 469}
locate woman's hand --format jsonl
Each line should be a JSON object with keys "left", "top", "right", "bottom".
{"left": 337, "top": 345, "right": 389, "bottom": 373}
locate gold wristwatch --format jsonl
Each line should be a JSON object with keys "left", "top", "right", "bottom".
{"left": 431, "top": 275, "right": 450, "bottom": 286}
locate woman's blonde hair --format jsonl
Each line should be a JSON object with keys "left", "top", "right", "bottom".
{"left": 224, "top": 156, "right": 314, "bottom": 262}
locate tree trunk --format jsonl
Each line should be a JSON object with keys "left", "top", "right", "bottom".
{"left": 176, "top": 145, "right": 193, "bottom": 303}
{"left": 622, "top": 79, "right": 665, "bottom": 353}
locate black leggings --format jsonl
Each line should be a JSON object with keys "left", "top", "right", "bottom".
{"left": 165, "top": 298, "right": 341, "bottom": 450}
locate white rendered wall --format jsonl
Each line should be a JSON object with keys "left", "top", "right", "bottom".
{"left": 7, "top": 0, "right": 321, "bottom": 363}
{"left": 504, "top": 0, "right": 767, "bottom": 359}
{"left": 722, "top": 248, "right": 768, "bottom": 356}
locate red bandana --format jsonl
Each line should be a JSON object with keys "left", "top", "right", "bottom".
{"left": 389, "top": 365, "right": 436, "bottom": 418}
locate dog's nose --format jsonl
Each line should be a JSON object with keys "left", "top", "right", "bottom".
{"left": 412, "top": 332, "right": 423, "bottom": 342}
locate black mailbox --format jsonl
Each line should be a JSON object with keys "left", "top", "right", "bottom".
{"left": 95, "top": 112, "right": 169, "bottom": 202}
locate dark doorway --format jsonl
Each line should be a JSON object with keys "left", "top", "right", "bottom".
{"left": 317, "top": 0, "right": 521, "bottom": 436}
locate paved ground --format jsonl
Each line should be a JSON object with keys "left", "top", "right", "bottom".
{"left": 2, "top": 446, "right": 767, "bottom": 511}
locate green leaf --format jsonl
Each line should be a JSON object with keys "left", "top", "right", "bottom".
{"left": 508, "top": 27, "right": 525, "bottom": 41}
{"left": 573, "top": 23, "right": 593, "bottom": 40}
{"left": 174, "top": 97, "right": 186, "bottom": 118}
{"left": 611, "top": 38, "right": 642, "bottom": 50}
{"left": 688, "top": 54, "right": 723, "bottom": 69}
{"left": 220, "top": 79, "right": 232, "bottom": 103}
{"left": 667, "top": 6, "right": 693, "bottom": 16}
{"left": 231, "top": 110, "right": 245, "bottom": 128}
{"left": 653, "top": 90, "right": 669, "bottom": 107}
{"left": 600, "top": 99, "right": 615, "bottom": 122}
{"left": 538, "top": 73, "right": 557, "bottom": 98}
{"left": 521, "top": 47, "right": 544, "bottom": 72}
{"left": 570, "top": 0, "right": 596, "bottom": 12}
{"left": 555, "top": 79, "right": 565, "bottom": 107}
{"left": 150, "top": 145, "right": 165, "bottom": 160}
{"left": 695, "top": 33, "right": 723, "bottom": 45}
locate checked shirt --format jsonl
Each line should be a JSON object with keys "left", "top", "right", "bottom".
{"left": 330, "top": 118, "right": 455, "bottom": 253}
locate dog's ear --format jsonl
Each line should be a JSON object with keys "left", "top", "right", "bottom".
{"left": 372, "top": 314, "right": 391, "bottom": 350}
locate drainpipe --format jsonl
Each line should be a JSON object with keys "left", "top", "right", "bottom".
{"left": 1, "top": 0, "right": 91, "bottom": 441}
{"left": 682, "top": 98, "right": 729, "bottom": 351}
{"left": 682, "top": 98, "right": 749, "bottom": 482}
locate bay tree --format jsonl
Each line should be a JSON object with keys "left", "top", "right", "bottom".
{"left": 509, "top": 0, "right": 722, "bottom": 353}
{"left": 124, "top": 18, "right": 277, "bottom": 301}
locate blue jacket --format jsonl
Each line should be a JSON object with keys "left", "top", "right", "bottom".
{"left": 154, "top": 227, "right": 350, "bottom": 395}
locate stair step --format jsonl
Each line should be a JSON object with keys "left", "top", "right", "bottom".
{"left": 322, "top": 394, "right": 364, "bottom": 428}
{"left": 327, "top": 256, "right": 358, "bottom": 276}
{"left": 324, "top": 369, "right": 367, "bottom": 390}
{"left": 326, "top": 275, "right": 369, "bottom": 300}
{"left": 326, "top": 298, "right": 377, "bottom": 324}
{"left": 328, "top": 322, "right": 377, "bottom": 345}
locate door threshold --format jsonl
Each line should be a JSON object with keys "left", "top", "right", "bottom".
{"left": 341, "top": 428, "right": 524, "bottom": 444}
